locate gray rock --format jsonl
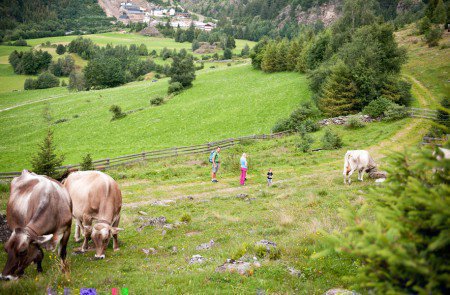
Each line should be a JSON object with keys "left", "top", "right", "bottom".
{"left": 138, "top": 211, "right": 148, "bottom": 216}
{"left": 196, "top": 240, "right": 215, "bottom": 251}
{"left": 189, "top": 254, "right": 206, "bottom": 264}
{"left": 255, "top": 240, "right": 277, "bottom": 251}
{"left": 142, "top": 248, "right": 157, "bottom": 255}
{"left": 163, "top": 224, "right": 174, "bottom": 230}
{"left": 236, "top": 193, "right": 249, "bottom": 199}
{"left": 172, "top": 246, "right": 178, "bottom": 253}
{"left": 215, "top": 259, "right": 261, "bottom": 275}
{"left": 324, "top": 289, "right": 359, "bottom": 295}
{"left": 137, "top": 216, "right": 167, "bottom": 231}
{"left": 151, "top": 199, "right": 175, "bottom": 206}
{"left": 287, "top": 267, "right": 302, "bottom": 277}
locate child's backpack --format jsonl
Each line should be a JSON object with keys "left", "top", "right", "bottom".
{"left": 208, "top": 151, "right": 215, "bottom": 163}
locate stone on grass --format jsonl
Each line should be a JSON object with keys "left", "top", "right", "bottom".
{"left": 255, "top": 240, "right": 277, "bottom": 251}
{"left": 137, "top": 216, "right": 167, "bottom": 231}
{"left": 324, "top": 289, "right": 359, "bottom": 295}
{"left": 216, "top": 259, "right": 261, "bottom": 276}
{"left": 196, "top": 240, "right": 215, "bottom": 251}
{"left": 189, "top": 254, "right": 206, "bottom": 264}
{"left": 287, "top": 266, "right": 302, "bottom": 277}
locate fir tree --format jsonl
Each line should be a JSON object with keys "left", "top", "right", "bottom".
{"left": 31, "top": 129, "right": 64, "bottom": 178}
{"left": 169, "top": 50, "right": 196, "bottom": 87}
{"left": 275, "top": 39, "right": 289, "bottom": 72}
{"left": 286, "top": 40, "right": 301, "bottom": 71}
{"left": 261, "top": 41, "right": 278, "bottom": 73}
{"left": 80, "top": 153, "right": 94, "bottom": 171}
{"left": 432, "top": 0, "right": 447, "bottom": 24}
{"left": 318, "top": 62, "right": 357, "bottom": 117}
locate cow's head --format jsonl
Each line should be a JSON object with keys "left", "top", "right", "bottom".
{"left": 1, "top": 228, "right": 52, "bottom": 280}
{"left": 84, "top": 223, "right": 123, "bottom": 259}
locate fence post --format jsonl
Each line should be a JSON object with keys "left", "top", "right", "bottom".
{"left": 142, "top": 152, "right": 146, "bottom": 161}
{"left": 174, "top": 147, "right": 178, "bottom": 156}
{"left": 106, "top": 158, "right": 110, "bottom": 169}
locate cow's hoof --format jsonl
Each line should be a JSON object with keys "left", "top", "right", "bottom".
{"left": 113, "top": 248, "right": 120, "bottom": 252}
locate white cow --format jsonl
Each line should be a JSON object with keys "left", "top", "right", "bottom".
{"left": 343, "top": 150, "right": 376, "bottom": 184}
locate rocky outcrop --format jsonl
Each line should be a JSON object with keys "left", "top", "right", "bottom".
{"left": 396, "top": 0, "right": 423, "bottom": 15}
{"left": 295, "top": 0, "right": 341, "bottom": 27}
{"left": 318, "top": 115, "right": 379, "bottom": 126}
{"left": 140, "top": 26, "right": 161, "bottom": 37}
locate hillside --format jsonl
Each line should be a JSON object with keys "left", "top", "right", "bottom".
{"left": 0, "top": 64, "right": 308, "bottom": 171}
{"left": 0, "top": 0, "right": 115, "bottom": 41}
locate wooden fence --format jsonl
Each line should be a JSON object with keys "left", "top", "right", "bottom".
{"left": 0, "top": 131, "right": 290, "bottom": 181}
{"left": 408, "top": 107, "right": 438, "bottom": 120}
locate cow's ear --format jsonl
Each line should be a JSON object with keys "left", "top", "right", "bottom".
{"left": 35, "top": 234, "right": 53, "bottom": 245}
{"left": 110, "top": 227, "right": 124, "bottom": 235}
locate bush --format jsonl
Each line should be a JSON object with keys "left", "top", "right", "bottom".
{"left": 180, "top": 213, "right": 191, "bottom": 223}
{"left": 297, "top": 134, "right": 315, "bottom": 153}
{"left": 321, "top": 149, "right": 450, "bottom": 293}
{"left": 68, "top": 72, "right": 86, "bottom": 91}
{"left": 425, "top": 26, "right": 443, "bottom": 47}
{"left": 362, "top": 97, "right": 394, "bottom": 118}
{"left": 168, "top": 82, "right": 183, "bottom": 94}
{"left": 109, "top": 105, "right": 126, "bottom": 121}
{"left": 383, "top": 104, "right": 409, "bottom": 121}
{"left": 321, "top": 128, "right": 342, "bottom": 150}
{"left": 345, "top": 116, "right": 365, "bottom": 129}
{"left": 150, "top": 96, "right": 164, "bottom": 106}
{"left": 417, "top": 16, "right": 431, "bottom": 34}
{"left": 80, "top": 153, "right": 94, "bottom": 170}
{"left": 56, "top": 44, "right": 66, "bottom": 55}
{"left": 61, "top": 80, "right": 67, "bottom": 87}
{"left": 53, "top": 118, "right": 68, "bottom": 124}
{"left": 24, "top": 72, "right": 60, "bottom": 90}
{"left": 13, "top": 39, "right": 27, "bottom": 46}
{"left": 272, "top": 102, "right": 321, "bottom": 133}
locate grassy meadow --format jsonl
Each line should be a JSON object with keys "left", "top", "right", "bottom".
{"left": 0, "top": 64, "right": 309, "bottom": 171}
{"left": 0, "top": 112, "right": 429, "bottom": 294}
{"left": 0, "top": 33, "right": 255, "bottom": 93}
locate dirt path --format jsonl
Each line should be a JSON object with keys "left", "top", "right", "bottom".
{"left": 0, "top": 94, "right": 70, "bottom": 113}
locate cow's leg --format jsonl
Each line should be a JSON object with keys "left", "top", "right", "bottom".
{"left": 81, "top": 221, "right": 92, "bottom": 252}
{"left": 359, "top": 169, "right": 364, "bottom": 181}
{"left": 74, "top": 219, "right": 82, "bottom": 242}
{"left": 35, "top": 246, "right": 44, "bottom": 273}
{"left": 112, "top": 217, "right": 121, "bottom": 252}
{"left": 347, "top": 168, "right": 356, "bottom": 184}
{"left": 58, "top": 227, "right": 71, "bottom": 273}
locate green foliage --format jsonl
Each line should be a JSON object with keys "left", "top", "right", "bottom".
{"left": 436, "top": 97, "right": 450, "bottom": 133}
{"left": 321, "top": 128, "right": 342, "bottom": 150}
{"left": 272, "top": 102, "right": 321, "bottom": 133}
{"left": 9, "top": 49, "right": 52, "bottom": 75}
{"left": 150, "top": 96, "right": 164, "bottom": 106}
{"left": 297, "top": 133, "right": 315, "bottom": 153}
{"left": 383, "top": 103, "right": 409, "bottom": 121}
{"left": 49, "top": 55, "right": 75, "bottom": 77}
{"left": 24, "top": 72, "right": 60, "bottom": 90}
{"left": 0, "top": 0, "right": 114, "bottom": 41}
{"left": 56, "top": 44, "right": 66, "bottom": 55}
{"left": 84, "top": 56, "right": 126, "bottom": 89}
{"left": 417, "top": 16, "right": 432, "bottom": 34}
{"left": 109, "top": 105, "right": 126, "bottom": 121}
{"left": 240, "top": 44, "right": 250, "bottom": 57}
{"left": 12, "top": 39, "right": 28, "bottom": 46}
{"left": 168, "top": 82, "right": 183, "bottom": 95}
{"left": 80, "top": 153, "right": 94, "bottom": 171}
{"left": 362, "top": 97, "right": 394, "bottom": 118}
{"left": 323, "top": 149, "right": 450, "bottom": 293}
{"left": 345, "top": 116, "right": 365, "bottom": 129}
{"left": 223, "top": 48, "right": 232, "bottom": 60}
{"left": 180, "top": 213, "right": 192, "bottom": 223}
{"left": 30, "top": 129, "right": 64, "bottom": 178}
{"left": 169, "top": 49, "right": 196, "bottom": 88}
{"left": 318, "top": 61, "right": 358, "bottom": 116}
{"left": 381, "top": 77, "right": 413, "bottom": 106}
{"left": 425, "top": 26, "right": 443, "bottom": 47}
{"left": 192, "top": 40, "right": 200, "bottom": 52}
{"left": 68, "top": 37, "right": 98, "bottom": 60}
{"left": 432, "top": 0, "right": 447, "bottom": 24}
{"left": 68, "top": 72, "right": 86, "bottom": 91}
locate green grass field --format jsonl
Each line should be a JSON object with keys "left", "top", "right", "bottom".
{"left": 0, "top": 64, "right": 308, "bottom": 171}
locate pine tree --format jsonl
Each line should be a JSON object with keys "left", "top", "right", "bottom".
{"left": 261, "top": 41, "right": 278, "bottom": 73}
{"left": 432, "top": 0, "right": 447, "bottom": 24}
{"left": 275, "top": 39, "right": 289, "bottom": 72}
{"left": 318, "top": 62, "right": 357, "bottom": 117}
{"left": 80, "top": 154, "right": 94, "bottom": 171}
{"left": 286, "top": 40, "right": 301, "bottom": 71}
{"left": 169, "top": 50, "right": 196, "bottom": 87}
{"left": 31, "top": 129, "right": 64, "bottom": 178}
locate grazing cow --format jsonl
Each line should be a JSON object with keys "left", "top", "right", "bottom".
{"left": 343, "top": 150, "right": 377, "bottom": 184}
{"left": 63, "top": 171, "right": 122, "bottom": 259}
{"left": 1, "top": 170, "right": 72, "bottom": 280}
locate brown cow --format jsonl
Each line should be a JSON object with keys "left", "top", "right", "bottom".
{"left": 63, "top": 171, "right": 122, "bottom": 259}
{"left": 1, "top": 170, "right": 72, "bottom": 280}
